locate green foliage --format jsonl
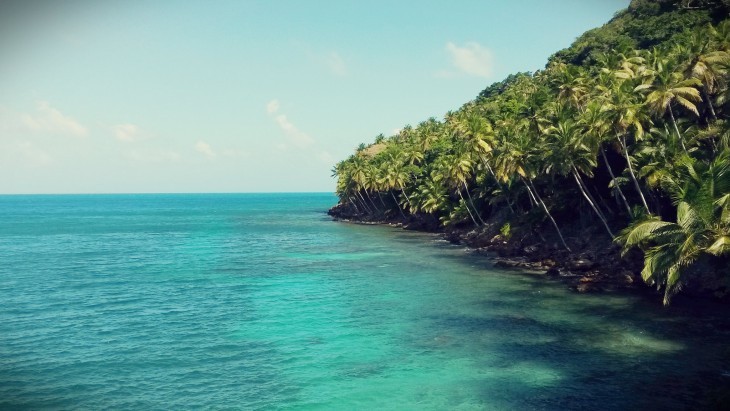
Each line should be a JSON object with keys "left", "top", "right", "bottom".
{"left": 500, "top": 222, "right": 512, "bottom": 240}
{"left": 333, "top": 2, "right": 730, "bottom": 304}
{"left": 549, "top": 0, "right": 717, "bottom": 66}
{"left": 617, "top": 153, "right": 730, "bottom": 304}
{"left": 477, "top": 72, "right": 532, "bottom": 101}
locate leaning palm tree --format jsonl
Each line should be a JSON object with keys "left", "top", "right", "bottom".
{"left": 452, "top": 111, "right": 494, "bottom": 163}
{"left": 378, "top": 161, "right": 407, "bottom": 219}
{"left": 416, "top": 172, "right": 449, "bottom": 215}
{"left": 600, "top": 78, "right": 654, "bottom": 214}
{"left": 348, "top": 156, "right": 376, "bottom": 214}
{"left": 618, "top": 152, "right": 730, "bottom": 305}
{"left": 362, "top": 164, "right": 384, "bottom": 213}
{"left": 547, "top": 62, "right": 589, "bottom": 111}
{"left": 544, "top": 116, "right": 616, "bottom": 238}
{"left": 580, "top": 101, "right": 633, "bottom": 214}
{"left": 684, "top": 32, "right": 730, "bottom": 120}
{"left": 635, "top": 60, "right": 702, "bottom": 152}
{"left": 332, "top": 160, "right": 363, "bottom": 213}
{"left": 414, "top": 117, "right": 443, "bottom": 152}
{"left": 377, "top": 144, "right": 417, "bottom": 211}
{"left": 493, "top": 126, "right": 572, "bottom": 251}
{"left": 442, "top": 150, "right": 484, "bottom": 227}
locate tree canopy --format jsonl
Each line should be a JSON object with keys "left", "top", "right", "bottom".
{"left": 332, "top": 1, "right": 730, "bottom": 305}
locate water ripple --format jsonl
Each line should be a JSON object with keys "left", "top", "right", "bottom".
{"left": 0, "top": 194, "right": 728, "bottom": 409}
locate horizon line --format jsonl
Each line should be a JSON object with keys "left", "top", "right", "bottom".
{"left": 0, "top": 191, "right": 337, "bottom": 196}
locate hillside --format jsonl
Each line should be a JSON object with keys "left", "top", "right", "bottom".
{"left": 329, "top": 0, "right": 730, "bottom": 306}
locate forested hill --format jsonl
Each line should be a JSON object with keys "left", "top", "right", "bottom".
{"left": 330, "top": 0, "right": 730, "bottom": 306}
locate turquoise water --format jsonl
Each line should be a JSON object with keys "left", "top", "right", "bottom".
{"left": 0, "top": 193, "right": 728, "bottom": 410}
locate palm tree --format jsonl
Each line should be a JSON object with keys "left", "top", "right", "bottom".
{"left": 601, "top": 77, "right": 653, "bottom": 214}
{"left": 415, "top": 117, "right": 443, "bottom": 152}
{"left": 618, "top": 152, "right": 730, "bottom": 305}
{"left": 635, "top": 59, "right": 702, "bottom": 152}
{"left": 378, "top": 161, "right": 407, "bottom": 219}
{"left": 349, "top": 156, "right": 376, "bottom": 214}
{"left": 580, "top": 101, "right": 633, "bottom": 214}
{"left": 493, "top": 126, "right": 572, "bottom": 251}
{"left": 416, "top": 172, "right": 449, "bottom": 215}
{"left": 334, "top": 159, "right": 372, "bottom": 214}
{"left": 544, "top": 116, "right": 616, "bottom": 238}
{"left": 548, "top": 62, "right": 589, "bottom": 111}
{"left": 362, "top": 164, "right": 384, "bottom": 213}
{"left": 635, "top": 124, "right": 683, "bottom": 190}
{"left": 452, "top": 111, "right": 494, "bottom": 162}
{"left": 442, "top": 151, "right": 484, "bottom": 227}
{"left": 687, "top": 49, "right": 730, "bottom": 120}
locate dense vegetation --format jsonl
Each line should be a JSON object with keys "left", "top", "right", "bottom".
{"left": 331, "top": 0, "right": 730, "bottom": 305}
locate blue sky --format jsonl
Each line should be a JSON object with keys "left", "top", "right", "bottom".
{"left": 0, "top": 0, "right": 629, "bottom": 194}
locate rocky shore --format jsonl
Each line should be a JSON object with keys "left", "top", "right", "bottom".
{"left": 328, "top": 202, "right": 647, "bottom": 295}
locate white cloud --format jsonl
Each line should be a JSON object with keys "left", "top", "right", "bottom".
{"left": 266, "top": 100, "right": 315, "bottom": 149}
{"left": 266, "top": 99, "right": 280, "bottom": 114}
{"left": 195, "top": 140, "right": 216, "bottom": 158}
{"left": 326, "top": 52, "right": 347, "bottom": 77}
{"left": 21, "top": 101, "right": 88, "bottom": 137}
{"left": 126, "top": 149, "right": 181, "bottom": 163}
{"left": 112, "top": 123, "right": 141, "bottom": 142}
{"left": 446, "top": 42, "right": 493, "bottom": 78}
{"left": 275, "top": 114, "right": 314, "bottom": 148}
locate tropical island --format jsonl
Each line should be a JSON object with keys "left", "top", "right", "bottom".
{"left": 330, "top": 0, "right": 730, "bottom": 306}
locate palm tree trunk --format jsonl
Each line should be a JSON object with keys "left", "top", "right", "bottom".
{"left": 505, "top": 198, "right": 516, "bottom": 214}
{"left": 700, "top": 90, "right": 720, "bottom": 154}
{"left": 520, "top": 176, "right": 539, "bottom": 209}
{"left": 524, "top": 177, "right": 571, "bottom": 252}
{"left": 463, "top": 181, "right": 486, "bottom": 225}
{"left": 399, "top": 185, "right": 414, "bottom": 212}
{"left": 456, "top": 187, "right": 479, "bottom": 227}
{"left": 669, "top": 108, "right": 688, "bottom": 153}
{"left": 357, "top": 191, "right": 372, "bottom": 214}
{"left": 618, "top": 135, "right": 651, "bottom": 214}
{"left": 483, "top": 160, "right": 516, "bottom": 214}
{"left": 348, "top": 197, "right": 361, "bottom": 213}
{"left": 366, "top": 191, "right": 380, "bottom": 213}
{"left": 572, "top": 167, "right": 615, "bottom": 238}
{"left": 600, "top": 147, "right": 632, "bottom": 215}
{"left": 378, "top": 193, "right": 388, "bottom": 209}
{"left": 457, "top": 188, "right": 480, "bottom": 227}
{"left": 596, "top": 188, "right": 615, "bottom": 216}
{"left": 578, "top": 172, "right": 613, "bottom": 217}
{"left": 390, "top": 191, "right": 406, "bottom": 219}
{"left": 482, "top": 157, "right": 500, "bottom": 186}
{"left": 703, "top": 89, "right": 717, "bottom": 121}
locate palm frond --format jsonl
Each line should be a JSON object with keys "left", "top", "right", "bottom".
{"left": 663, "top": 264, "right": 683, "bottom": 306}
{"left": 676, "top": 201, "right": 704, "bottom": 232}
{"left": 707, "top": 236, "right": 730, "bottom": 256}
{"left": 618, "top": 218, "right": 676, "bottom": 251}
{"left": 674, "top": 95, "right": 700, "bottom": 116}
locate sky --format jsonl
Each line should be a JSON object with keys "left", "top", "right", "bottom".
{"left": 0, "top": 0, "right": 629, "bottom": 194}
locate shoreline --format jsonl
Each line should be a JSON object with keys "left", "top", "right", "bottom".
{"left": 328, "top": 205, "right": 653, "bottom": 297}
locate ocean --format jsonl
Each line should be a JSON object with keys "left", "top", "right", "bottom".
{"left": 0, "top": 193, "right": 727, "bottom": 410}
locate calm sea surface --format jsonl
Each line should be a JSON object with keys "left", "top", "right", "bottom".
{"left": 0, "top": 193, "right": 728, "bottom": 410}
